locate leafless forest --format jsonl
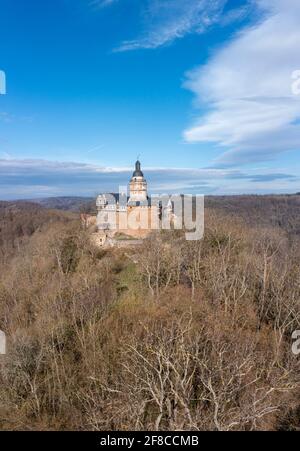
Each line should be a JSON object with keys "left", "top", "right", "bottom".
{"left": 0, "top": 196, "right": 300, "bottom": 431}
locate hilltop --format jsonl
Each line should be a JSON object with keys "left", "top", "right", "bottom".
{"left": 0, "top": 196, "right": 299, "bottom": 430}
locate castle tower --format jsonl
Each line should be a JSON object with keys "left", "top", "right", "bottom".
{"left": 128, "top": 160, "right": 148, "bottom": 203}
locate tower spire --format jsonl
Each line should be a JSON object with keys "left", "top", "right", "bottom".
{"left": 135, "top": 160, "right": 141, "bottom": 172}
{"left": 129, "top": 158, "right": 147, "bottom": 202}
{"left": 132, "top": 158, "right": 143, "bottom": 177}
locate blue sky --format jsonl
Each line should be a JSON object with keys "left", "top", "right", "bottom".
{"left": 0, "top": 0, "right": 300, "bottom": 199}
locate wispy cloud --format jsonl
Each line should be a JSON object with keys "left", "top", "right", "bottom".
{"left": 184, "top": 0, "right": 300, "bottom": 166}
{"left": 89, "top": 0, "right": 119, "bottom": 10}
{"left": 115, "top": 0, "right": 230, "bottom": 52}
{"left": 0, "top": 112, "right": 14, "bottom": 123}
{"left": 0, "top": 158, "right": 297, "bottom": 199}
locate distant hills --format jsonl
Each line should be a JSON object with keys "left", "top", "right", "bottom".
{"left": 28, "top": 196, "right": 95, "bottom": 212}
{"left": 1, "top": 193, "right": 298, "bottom": 237}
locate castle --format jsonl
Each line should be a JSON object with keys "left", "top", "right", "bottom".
{"left": 91, "top": 160, "right": 173, "bottom": 246}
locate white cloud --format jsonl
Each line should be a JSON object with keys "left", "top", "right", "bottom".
{"left": 115, "top": 0, "right": 228, "bottom": 52}
{"left": 184, "top": 0, "right": 300, "bottom": 166}
{"left": 0, "top": 158, "right": 297, "bottom": 199}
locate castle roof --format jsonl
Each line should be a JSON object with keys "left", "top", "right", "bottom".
{"left": 97, "top": 192, "right": 151, "bottom": 207}
{"left": 132, "top": 160, "right": 144, "bottom": 177}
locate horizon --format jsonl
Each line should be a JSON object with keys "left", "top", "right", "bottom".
{"left": 1, "top": 0, "right": 300, "bottom": 199}
{"left": 4, "top": 191, "right": 300, "bottom": 205}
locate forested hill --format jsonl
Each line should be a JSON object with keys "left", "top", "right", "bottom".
{"left": 0, "top": 201, "right": 75, "bottom": 261}
{"left": 0, "top": 196, "right": 300, "bottom": 430}
{"left": 205, "top": 194, "right": 300, "bottom": 236}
